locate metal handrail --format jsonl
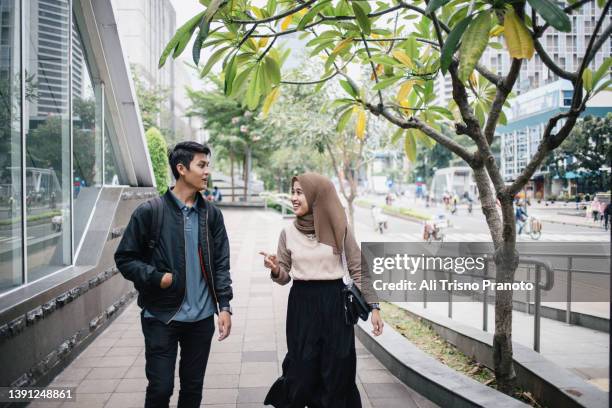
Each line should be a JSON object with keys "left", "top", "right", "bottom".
{"left": 420, "top": 257, "right": 558, "bottom": 353}
{"left": 262, "top": 192, "right": 294, "bottom": 217}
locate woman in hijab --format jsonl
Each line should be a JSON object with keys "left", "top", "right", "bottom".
{"left": 260, "top": 172, "right": 384, "bottom": 408}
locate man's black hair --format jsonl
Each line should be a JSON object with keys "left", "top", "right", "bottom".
{"left": 168, "top": 141, "right": 211, "bottom": 180}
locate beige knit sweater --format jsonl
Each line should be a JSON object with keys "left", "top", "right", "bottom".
{"left": 271, "top": 223, "right": 378, "bottom": 303}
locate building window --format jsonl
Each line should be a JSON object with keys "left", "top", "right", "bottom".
{"left": 0, "top": 0, "right": 23, "bottom": 294}
{"left": 25, "top": 0, "right": 72, "bottom": 282}
{"left": 72, "top": 13, "right": 103, "bottom": 251}
{"left": 563, "top": 91, "right": 573, "bottom": 106}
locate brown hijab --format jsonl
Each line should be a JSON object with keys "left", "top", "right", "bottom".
{"left": 292, "top": 173, "right": 347, "bottom": 255}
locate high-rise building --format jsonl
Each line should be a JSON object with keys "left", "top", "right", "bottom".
{"left": 111, "top": 0, "right": 202, "bottom": 143}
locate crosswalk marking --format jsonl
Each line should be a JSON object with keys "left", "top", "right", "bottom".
{"left": 360, "top": 231, "right": 609, "bottom": 242}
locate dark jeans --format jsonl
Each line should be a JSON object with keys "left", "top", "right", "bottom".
{"left": 140, "top": 313, "right": 215, "bottom": 408}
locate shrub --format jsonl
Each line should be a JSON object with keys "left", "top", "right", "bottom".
{"left": 145, "top": 127, "right": 170, "bottom": 196}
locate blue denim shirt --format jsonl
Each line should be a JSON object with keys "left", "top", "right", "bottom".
{"left": 144, "top": 191, "right": 216, "bottom": 322}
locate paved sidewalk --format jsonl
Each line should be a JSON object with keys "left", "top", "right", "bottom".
{"left": 33, "top": 208, "right": 437, "bottom": 408}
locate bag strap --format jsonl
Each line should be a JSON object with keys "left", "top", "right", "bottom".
{"left": 340, "top": 229, "right": 353, "bottom": 285}
{"left": 146, "top": 197, "right": 164, "bottom": 263}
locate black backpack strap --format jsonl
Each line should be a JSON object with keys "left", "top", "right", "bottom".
{"left": 145, "top": 197, "right": 164, "bottom": 263}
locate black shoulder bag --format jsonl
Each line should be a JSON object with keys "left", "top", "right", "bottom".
{"left": 340, "top": 232, "right": 371, "bottom": 325}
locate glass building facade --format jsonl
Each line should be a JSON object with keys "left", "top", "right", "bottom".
{"left": 0, "top": 0, "right": 126, "bottom": 295}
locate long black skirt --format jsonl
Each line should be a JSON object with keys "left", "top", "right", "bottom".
{"left": 264, "top": 279, "right": 361, "bottom": 408}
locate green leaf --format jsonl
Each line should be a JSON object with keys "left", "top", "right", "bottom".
{"left": 404, "top": 36, "right": 419, "bottom": 60}
{"left": 246, "top": 66, "right": 261, "bottom": 110}
{"left": 370, "top": 54, "right": 400, "bottom": 66}
{"left": 200, "top": 46, "right": 231, "bottom": 77}
{"left": 594, "top": 79, "right": 612, "bottom": 94}
{"left": 582, "top": 68, "right": 593, "bottom": 92}
{"left": 413, "top": 129, "right": 436, "bottom": 149}
{"left": 391, "top": 128, "right": 404, "bottom": 144}
{"left": 593, "top": 57, "right": 611, "bottom": 85}
{"left": 266, "top": 0, "right": 277, "bottom": 17}
{"left": 339, "top": 80, "right": 358, "bottom": 98}
{"left": 257, "top": 60, "right": 271, "bottom": 95}
{"left": 458, "top": 11, "right": 491, "bottom": 83}
{"left": 440, "top": 15, "right": 472, "bottom": 74}
{"left": 352, "top": 1, "right": 371, "bottom": 35}
{"left": 425, "top": 0, "right": 450, "bottom": 15}
{"left": 429, "top": 106, "right": 454, "bottom": 120}
{"left": 204, "top": 0, "right": 226, "bottom": 22}
{"left": 159, "top": 11, "right": 205, "bottom": 68}
{"left": 298, "top": 0, "right": 331, "bottom": 30}
{"left": 372, "top": 75, "right": 403, "bottom": 91}
{"left": 527, "top": 0, "right": 571, "bottom": 32}
{"left": 488, "top": 41, "right": 503, "bottom": 49}
{"left": 264, "top": 56, "right": 281, "bottom": 86}
{"left": 229, "top": 65, "right": 253, "bottom": 97}
{"left": 192, "top": 19, "right": 211, "bottom": 65}
{"left": 404, "top": 131, "right": 417, "bottom": 162}
{"left": 337, "top": 106, "right": 354, "bottom": 132}
{"left": 224, "top": 53, "right": 237, "bottom": 95}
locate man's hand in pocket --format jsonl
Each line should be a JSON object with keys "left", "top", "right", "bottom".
{"left": 160, "top": 272, "right": 173, "bottom": 289}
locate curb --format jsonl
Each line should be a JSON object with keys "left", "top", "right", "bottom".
{"left": 393, "top": 304, "right": 609, "bottom": 408}
{"left": 355, "top": 320, "right": 528, "bottom": 408}
{"left": 540, "top": 218, "right": 607, "bottom": 230}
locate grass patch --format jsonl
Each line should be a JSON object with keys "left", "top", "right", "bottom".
{"left": 0, "top": 210, "right": 61, "bottom": 226}
{"left": 354, "top": 199, "right": 431, "bottom": 221}
{"left": 381, "top": 303, "right": 545, "bottom": 407}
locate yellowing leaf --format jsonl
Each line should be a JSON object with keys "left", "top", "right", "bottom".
{"left": 258, "top": 37, "right": 269, "bottom": 48}
{"left": 370, "top": 64, "right": 384, "bottom": 80}
{"left": 332, "top": 37, "right": 353, "bottom": 55}
{"left": 250, "top": 6, "right": 264, "bottom": 19}
{"left": 392, "top": 50, "right": 414, "bottom": 68}
{"left": 404, "top": 131, "right": 417, "bottom": 162}
{"left": 490, "top": 25, "right": 504, "bottom": 37}
{"left": 468, "top": 72, "right": 478, "bottom": 89}
{"left": 262, "top": 87, "right": 281, "bottom": 117}
{"left": 355, "top": 106, "right": 366, "bottom": 139}
{"left": 280, "top": 14, "right": 293, "bottom": 31}
{"left": 399, "top": 99, "right": 412, "bottom": 114}
{"left": 397, "top": 81, "right": 413, "bottom": 102}
{"left": 297, "top": 8, "right": 308, "bottom": 17}
{"left": 503, "top": 9, "right": 535, "bottom": 60}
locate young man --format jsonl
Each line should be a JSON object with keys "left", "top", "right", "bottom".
{"left": 115, "top": 141, "right": 233, "bottom": 408}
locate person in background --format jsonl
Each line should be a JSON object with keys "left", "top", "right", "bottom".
{"left": 515, "top": 202, "right": 528, "bottom": 235}
{"left": 603, "top": 201, "right": 611, "bottom": 231}
{"left": 212, "top": 186, "right": 222, "bottom": 202}
{"left": 591, "top": 196, "right": 601, "bottom": 223}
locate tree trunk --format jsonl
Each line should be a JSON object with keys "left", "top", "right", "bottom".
{"left": 230, "top": 153, "right": 235, "bottom": 202}
{"left": 243, "top": 154, "right": 248, "bottom": 202}
{"left": 492, "top": 239, "right": 519, "bottom": 393}
{"left": 472, "top": 166, "right": 519, "bottom": 394}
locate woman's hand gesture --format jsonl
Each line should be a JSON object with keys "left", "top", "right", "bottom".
{"left": 259, "top": 251, "right": 280, "bottom": 277}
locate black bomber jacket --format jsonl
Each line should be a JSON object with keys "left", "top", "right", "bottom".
{"left": 114, "top": 189, "right": 233, "bottom": 323}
